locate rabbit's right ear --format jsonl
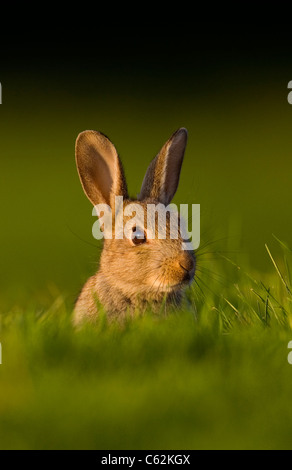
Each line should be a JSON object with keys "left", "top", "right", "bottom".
{"left": 75, "top": 130, "right": 128, "bottom": 207}
{"left": 138, "top": 128, "right": 188, "bottom": 205}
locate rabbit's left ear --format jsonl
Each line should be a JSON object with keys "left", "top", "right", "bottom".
{"left": 138, "top": 128, "right": 188, "bottom": 205}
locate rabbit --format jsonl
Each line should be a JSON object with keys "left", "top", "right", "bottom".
{"left": 73, "top": 128, "right": 196, "bottom": 324}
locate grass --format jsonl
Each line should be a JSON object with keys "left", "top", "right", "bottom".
{"left": 0, "top": 237, "right": 292, "bottom": 450}
{"left": 1, "top": 73, "right": 292, "bottom": 449}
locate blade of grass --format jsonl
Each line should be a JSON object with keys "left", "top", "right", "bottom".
{"left": 265, "top": 288, "right": 270, "bottom": 325}
{"left": 272, "top": 234, "right": 292, "bottom": 254}
{"left": 250, "top": 288, "right": 271, "bottom": 325}
{"left": 224, "top": 298, "right": 244, "bottom": 323}
{"left": 265, "top": 244, "right": 292, "bottom": 296}
{"left": 284, "top": 255, "right": 291, "bottom": 288}
{"left": 260, "top": 281, "right": 289, "bottom": 318}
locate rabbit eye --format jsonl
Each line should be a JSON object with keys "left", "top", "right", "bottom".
{"left": 131, "top": 227, "right": 147, "bottom": 246}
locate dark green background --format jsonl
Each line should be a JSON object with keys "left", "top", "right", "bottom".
{"left": 1, "top": 28, "right": 291, "bottom": 309}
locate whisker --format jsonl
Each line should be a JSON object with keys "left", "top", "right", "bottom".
{"left": 195, "top": 235, "right": 232, "bottom": 254}
{"left": 66, "top": 225, "right": 102, "bottom": 249}
{"left": 195, "top": 249, "right": 242, "bottom": 258}
{"left": 194, "top": 274, "right": 221, "bottom": 299}
{"left": 192, "top": 277, "right": 206, "bottom": 301}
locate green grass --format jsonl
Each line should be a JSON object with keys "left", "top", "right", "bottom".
{"left": 1, "top": 72, "right": 292, "bottom": 449}
{"left": 1, "top": 238, "right": 292, "bottom": 450}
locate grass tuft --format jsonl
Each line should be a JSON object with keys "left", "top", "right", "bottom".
{"left": 0, "top": 238, "right": 292, "bottom": 449}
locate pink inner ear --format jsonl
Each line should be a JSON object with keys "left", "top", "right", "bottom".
{"left": 89, "top": 146, "right": 115, "bottom": 207}
{"left": 163, "top": 140, "right": 185, "bottom": 204}
{"left": 138, "top": 128, "right": 187, "bottom": 205}
{"left": 157, "top": 129, "right": 187, "bottom": 205}
{"left": 76, "top": 130, "right": 128, "bottom": 207}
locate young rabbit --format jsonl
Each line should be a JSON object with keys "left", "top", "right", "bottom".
{"left": 73, "top": 128, "right": 195, "bottom": 324}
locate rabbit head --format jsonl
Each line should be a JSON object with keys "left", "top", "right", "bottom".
{"left": 75, "top": 128, "right": 195, "bottom": 317}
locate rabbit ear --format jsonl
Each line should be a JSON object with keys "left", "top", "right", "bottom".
{"left": 138, "top": 128, "right": 188, "bottom": 205}
{"left": 75, "top": 130, "right": 128, "bottom": 207}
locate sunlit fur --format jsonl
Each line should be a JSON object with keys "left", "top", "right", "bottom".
{"left": 74, "top": 199, "right": 195, "bottom": 323}
{"left": 73, "top": 128, "right": 195, "bottom": 324}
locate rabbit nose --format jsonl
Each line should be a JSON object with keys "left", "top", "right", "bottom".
{"left": 178, "top": 253, "right": 195, "bottom": 280}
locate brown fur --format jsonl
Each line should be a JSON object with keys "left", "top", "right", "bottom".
{"left": 73, "top": 128, "right": 195, "bottom": 325}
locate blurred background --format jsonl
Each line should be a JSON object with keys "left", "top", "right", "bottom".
{"left": 0, "top": 23, "right": 292, "bottom": 310}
